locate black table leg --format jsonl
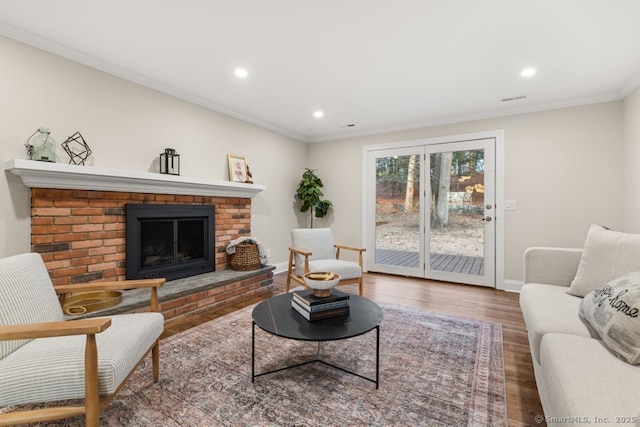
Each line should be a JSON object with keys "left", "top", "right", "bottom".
{"left": 375, "top": 324, "right": 380, "bottom": 389}
{"left": 251, "top": 320, "right": 256, "bottom": 383}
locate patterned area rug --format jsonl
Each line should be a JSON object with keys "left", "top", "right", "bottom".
{"left": 12, "top": 302, "right": 506, "bottom": 426}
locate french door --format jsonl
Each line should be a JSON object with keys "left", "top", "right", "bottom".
{"left": 365, "top": 138, "right": 496, "bottom": 287}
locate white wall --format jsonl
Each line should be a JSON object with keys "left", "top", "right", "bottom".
{"left": 0, "top": 35, "right": 307, "bottom": 264}
{"left": 623, "top": 86, "right": 640, "bottom": 232}
{"left": 309, "top": 102, "right": 626, "bottom": 283}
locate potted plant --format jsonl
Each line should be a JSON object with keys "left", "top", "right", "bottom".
{"left": 295, "top": 168, "right": 333, "bottom": 228}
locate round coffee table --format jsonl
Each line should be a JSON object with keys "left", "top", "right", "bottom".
{"left": 251, "top": 292, "right": 383, "bottom": 388}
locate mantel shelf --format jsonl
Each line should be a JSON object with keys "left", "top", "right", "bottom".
{"left": 4, "top": 159, "right": 265, "bottom": 198}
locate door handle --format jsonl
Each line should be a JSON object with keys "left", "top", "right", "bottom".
{"left": 483, "top": 216, "right": 492, "bottom": 222}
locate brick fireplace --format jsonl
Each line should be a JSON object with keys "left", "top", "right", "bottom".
{"left": 30, "top": 188, "right": 248, "bottom": 286}
{"left": 6, "top": 159, "right": 274, "bottom": 325}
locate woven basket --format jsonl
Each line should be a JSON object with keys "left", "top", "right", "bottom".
{"left": 230, "top": 242, "right": 261, "bottom": 271}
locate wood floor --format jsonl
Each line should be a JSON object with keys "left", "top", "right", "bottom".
{"left": 162, "top": 272, "right": 544, "bottom": 427}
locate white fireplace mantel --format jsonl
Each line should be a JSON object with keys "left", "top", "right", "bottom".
{"left": 4, "top": 159, "right": 265, "bottom": 198}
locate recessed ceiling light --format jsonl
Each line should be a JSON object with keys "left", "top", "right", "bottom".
{"left": 313, "top": 111, "right": 324, "bottom": 118}
{"left": 234, "top": 68, "right": 248, "bottom": 78}
{"left": 521, "top": 68, "right": 536, "bottom": 77}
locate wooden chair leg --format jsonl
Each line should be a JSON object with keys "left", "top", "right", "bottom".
{"left": 286, "top": 251, "right": 295, "bottom": 293}
{"left": 358, "top": 276, "right": 364, "bottom": 296}
{"left": 84, "top": 334, "right": 100, "bottom": 427}
{"left": 152, "top": 340, "right": 160, "bottom": 382}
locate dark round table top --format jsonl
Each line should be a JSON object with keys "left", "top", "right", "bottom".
{"left": 252, "top": 292, "right": 383, "bottom": 342}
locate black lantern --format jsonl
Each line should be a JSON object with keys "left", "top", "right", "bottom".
{"left": 160, "top": 148, "right": 180, "bottom": 175}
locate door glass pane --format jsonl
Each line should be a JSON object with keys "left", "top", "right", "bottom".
{"left": 429, "top": 149, "right": 485, "bottom": 276}
{"left": 374, "top": 155, "right": 421, "bottom": 268}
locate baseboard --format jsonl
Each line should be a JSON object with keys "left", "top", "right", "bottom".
{"left": 271, "top": 261, "right": 289, "bottom": 274}
{"left": 501, "top": 279, "right": 523, "bottom": 293}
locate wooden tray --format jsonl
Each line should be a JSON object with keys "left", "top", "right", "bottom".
{"left": 63, "top": 291, "right": 122, "bottom": 315}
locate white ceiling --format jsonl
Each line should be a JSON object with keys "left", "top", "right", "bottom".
{"left": 2, "top": 1, "right": 640, "bottom": 143}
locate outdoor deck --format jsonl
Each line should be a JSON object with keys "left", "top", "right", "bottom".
{"left": 375, "top": 248, "right": 484, "bottom": 276}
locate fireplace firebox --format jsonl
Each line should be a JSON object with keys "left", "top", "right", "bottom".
{"left": 126, "top": 204, "right": 215, "bottom": 281}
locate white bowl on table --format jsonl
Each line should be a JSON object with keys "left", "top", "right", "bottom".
{"left": 303, "top": 272, "right": 341, "bottom": 297}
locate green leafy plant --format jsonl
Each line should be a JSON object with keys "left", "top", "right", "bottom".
{"left": 295, "top": 168, "right": 333, "bottom": 228}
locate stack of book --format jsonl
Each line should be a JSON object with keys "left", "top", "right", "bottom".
{"left": 291, "top": 289, "right": 350, "bottom": 321}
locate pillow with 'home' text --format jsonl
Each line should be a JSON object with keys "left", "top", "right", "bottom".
{"left": 579, "top": 271, "right": 640, "bottom": 364}
{"left": 568, "top": 224, "right": 640, "bottom": 297}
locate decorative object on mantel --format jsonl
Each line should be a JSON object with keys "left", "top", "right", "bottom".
{"left": 61, "top": 131, "right": 92, "bottom": 165}
{"left": 295, "top": 168, "right": 333, "bottom": 228}
{"left": 160, "top": 148, "right": 180, "bottom": 175}
{"left": 25, "top": 127, "right": 56, "bottom": 162}
{"left": 227, "top": 154, "right": 251, "bottom": 183}
{"left": 245, "top": 164, "right": 254, "bottom": 183}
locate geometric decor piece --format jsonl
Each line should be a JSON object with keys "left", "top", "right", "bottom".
{"left": 61, "top": 131, "right": 92, "bottom": 165}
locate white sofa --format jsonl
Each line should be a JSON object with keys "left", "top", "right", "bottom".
{"left": 520, "top": 247, "right": 640, "bottom": 427}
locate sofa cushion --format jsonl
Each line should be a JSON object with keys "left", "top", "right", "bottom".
{"left": 580, "top": 272, "right": 640, "bottom": 364}
{"left": 568, "top": 224, "right": 640, "bottom": 297}
{"left": 539, "top": 333, "right": 640, "bottom": 424}
{"left": 0, "top": 312, "right": 164, "bottom": 406}
{"left": 520, "top": 283, "right": 598, "bottom": 365}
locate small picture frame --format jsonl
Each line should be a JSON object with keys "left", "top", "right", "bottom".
{"left": 227, "top": 154, "right": 248, "bottom": 182}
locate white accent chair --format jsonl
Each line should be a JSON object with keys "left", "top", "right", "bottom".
{"left": 0, "top": 253, "right": 165, "bottom": 427}
{"left": 286, "top": 228, "right": 366, "bottom": 295}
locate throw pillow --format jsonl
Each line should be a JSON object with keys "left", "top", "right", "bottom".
{"left": 568, "top": 224, "right": 640, "bottom": 297}
{"left": 580, "top": 272, "right": 640, "bottom": 364}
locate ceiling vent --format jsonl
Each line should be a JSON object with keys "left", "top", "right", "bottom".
{"left": 501, "top": 95, "right": 527, "bottom": 102}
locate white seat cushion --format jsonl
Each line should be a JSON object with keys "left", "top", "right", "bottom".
{"left": 309, "top": 259, "right": 362, "bottom": 280}
{"left": 0, "top": 312, "right": 164, "bottom": 406}
{"left": 540, "top": 333, "right": 640, "bottom": 425}
{"left": 520, "top": 283, "right": 598, "bottom": 364}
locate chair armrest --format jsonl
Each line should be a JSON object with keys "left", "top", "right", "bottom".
{"left": 0, "top": 318, "right": 111, "bottom": 341}
{"left": 334, "top": 244, "right": 366, "bottom": 267}
{"left": 288, "top": 246, "right": 312, "bottom": 257}
{"left": 288, "top": 246, "right": 313, "bottom": 280}
{"left": 55, "top": 278, "right": 166, "bottom": 313}
{"left": 524, "top": 247, "right": 583, "bottom": 287}
{"left": 334, "top": 244, "right": 366, "bottom": 253}
{"left": 54, "top": 278, "right": 165, "bottom": 294}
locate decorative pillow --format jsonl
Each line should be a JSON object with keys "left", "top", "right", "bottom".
{"left": 568, "top": 224, "right": 640, "bottom": 297}
{"left": 579, "top": 272, "right": 640, "bottom": 364}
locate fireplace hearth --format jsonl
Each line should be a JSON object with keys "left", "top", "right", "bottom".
{"left": 126, "top": 204, "right": 215, "bottom": 281}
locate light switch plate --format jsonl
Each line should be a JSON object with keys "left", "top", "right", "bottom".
{"left": 504, "top": 200, "right": 517, "bottom": 211}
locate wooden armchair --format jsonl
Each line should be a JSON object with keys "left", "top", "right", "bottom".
{"left": 286, "top": 228, "right": 366, "bottom": 295}
{"left": 0, "top": 253, "right": 165, "bottom": 427}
